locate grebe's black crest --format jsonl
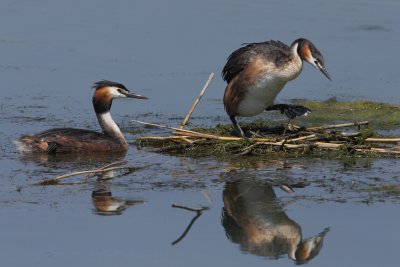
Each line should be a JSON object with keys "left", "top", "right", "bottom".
{"left": 93, "top": 80, "right": 129, "bottom": 91}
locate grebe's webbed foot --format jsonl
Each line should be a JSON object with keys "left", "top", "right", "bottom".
{"left": 266, "top": 104, "right": 311, "bottom": 119}
{"left": 229, "top": 115, "right": 245, "bottom": 137}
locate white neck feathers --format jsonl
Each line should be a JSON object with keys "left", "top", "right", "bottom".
{"left": 96, "top": 112, "right": 127, "bottom": 146}
{"left": 285, "top": 42, "right": 303, "bottom": 81}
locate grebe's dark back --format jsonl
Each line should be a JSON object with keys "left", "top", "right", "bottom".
{"left": 16, "top": 80, "right": 148, "bottom": 153}
{"left": 222, "top": 38, "right": 331, "bottom": 136}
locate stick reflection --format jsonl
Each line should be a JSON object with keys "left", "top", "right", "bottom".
{"left": 171, "top": 204, "right": 209, "bottom": 245}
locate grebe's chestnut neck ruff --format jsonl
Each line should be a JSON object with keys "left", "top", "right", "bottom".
{"left": 222, "top": 38, "right": 331, "bottom": 137}
{"left": 295, "top": 38, "right": 331, "bottom": 80}
{"left": 16, "top": 80, "right": 148, "bottom": 154}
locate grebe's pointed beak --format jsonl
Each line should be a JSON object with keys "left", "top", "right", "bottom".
{"left": 306, "top": 54, "right": 332, "bottom": 81}
{"left": 318, "top": 65, "right": 331, "bottom": 81}
{"left": 123, "top": 91, "right": 149, "bottom": 100}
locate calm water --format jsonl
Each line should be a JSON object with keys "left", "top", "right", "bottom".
{"left": 1, "top": 0, "right": 400, "bottom": 266}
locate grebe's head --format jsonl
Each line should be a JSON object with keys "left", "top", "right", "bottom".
{"left": 294, "top": 38, "right": 331, "bottom": 81}
{"left": 289, "top": 227, "right": 330, "bottom": 265}
{"left": 92, "top": 80, "right": 148, "bottom": 113}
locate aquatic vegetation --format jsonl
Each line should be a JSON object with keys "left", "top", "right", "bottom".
{"left": 291, "top": 98, "right": 400, "bottom": 130}
{"left": 135, "top": 100, "right": 400, "bottom": 158}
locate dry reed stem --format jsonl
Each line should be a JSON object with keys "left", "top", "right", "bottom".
{"left": 285, "top": 134, "right": 317, "bottom": 143}
{"left": 340, "top": 132, "right": 360, "bottom": 137}
{"left": 132, "top": 120, "right": 220, "bottom": 139}
{"left": 356, "top": 147, "right": 400, "bottom": 154}
{"left": 178, "top": 137, "right": 195, "bottom": 144}
{"left": 179, "top": 73, "right": 214, "bottom": 129}
{"left": 133, "top": 120, "right": 277, "bottom": 142}
{"left": 240, "top": 141, "right": 314, "bottom": 155}
{"left": 365, "top": 138, "right": 400, "bottom": 142}
{"left": 173, "top": 129, "right": 222, "bottom": 139}
{"left": 313, "top": 142, "right": 343, "bottom": 148}
{"left": 138, "top": 136, "right": 188, "bottom": 141}
{"left": 306, "top": 121, "right": 369, "bottom": 131}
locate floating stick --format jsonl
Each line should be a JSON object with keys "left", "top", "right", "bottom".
{"left": 29, "top": 161, "right": 142, "bottom": 186}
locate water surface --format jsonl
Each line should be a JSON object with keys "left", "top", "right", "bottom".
{"left": 1, "top": 0, "right": 400, "bottom": 266}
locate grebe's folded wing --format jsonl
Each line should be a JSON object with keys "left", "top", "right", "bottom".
{"left": 222, "top": 40, "right": 291, "bottom": 83}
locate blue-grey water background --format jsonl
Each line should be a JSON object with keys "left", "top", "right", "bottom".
{"left": 1, "top": 0, "right": 400, "bottom": 266}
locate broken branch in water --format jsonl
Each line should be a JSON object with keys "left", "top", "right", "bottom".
{"left": 29, "top": 161, "right": 143, "bottom": 186}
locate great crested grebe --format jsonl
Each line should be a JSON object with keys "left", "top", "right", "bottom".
{"left": 16, "top": 80, "right": 148, "bottom": 154}
{"left": 222, "top": 38, "right": 331, "bottom": 136}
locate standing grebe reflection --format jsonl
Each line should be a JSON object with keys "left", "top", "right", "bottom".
{"left": 222, "top": 172, "right": 329, "bottom": 264}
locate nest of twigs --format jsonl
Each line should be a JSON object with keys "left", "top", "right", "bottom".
{"left": 134, "top": 120, "right": 400, "bottom": 157}
{"left": 132, "top": 73, "right": 400, "bottom": 157}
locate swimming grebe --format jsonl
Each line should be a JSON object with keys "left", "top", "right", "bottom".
{"left": 16, "top": 80, "right": 148, "bottom": 153}
{"left": 222, "top": 38, "right": 331, "bottom": 136}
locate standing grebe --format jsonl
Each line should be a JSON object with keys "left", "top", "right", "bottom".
{"left": 16, "top": 80, "right": 148, "bottom": 153}
{"left": 222, "top": 38, "right": 331, "bottom": 136}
